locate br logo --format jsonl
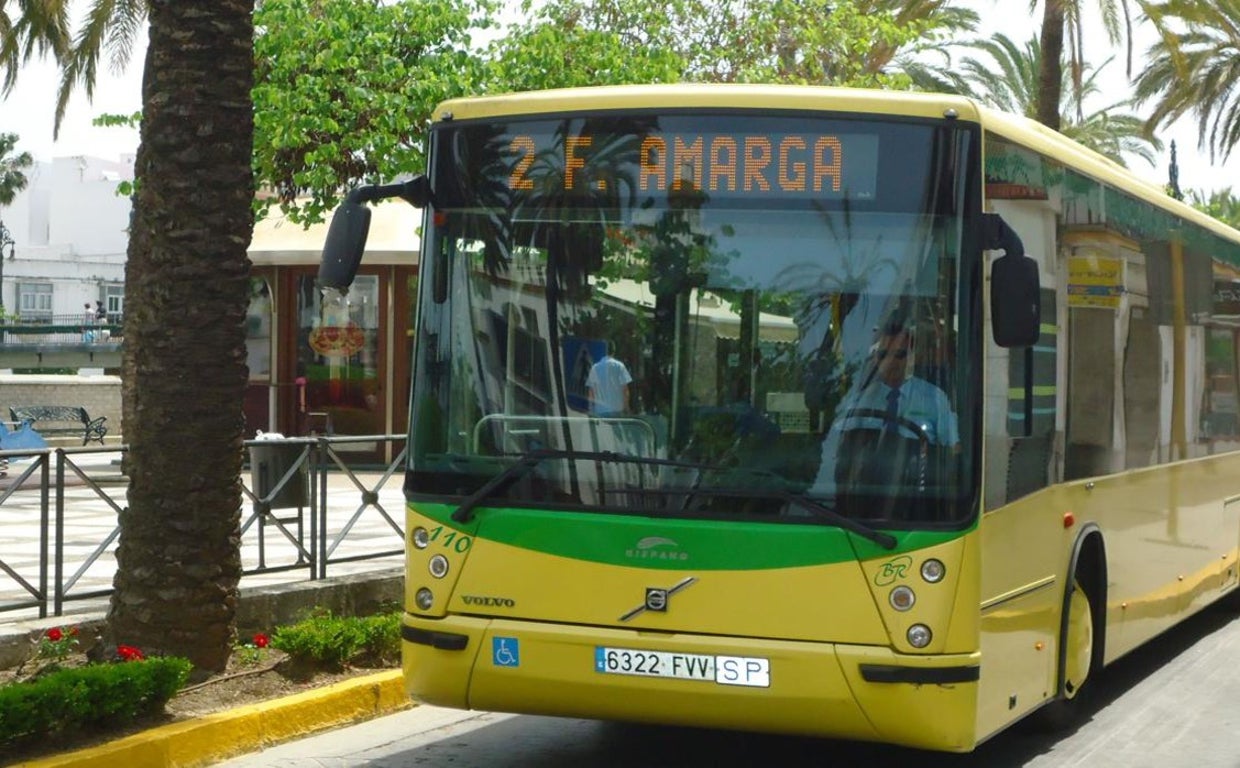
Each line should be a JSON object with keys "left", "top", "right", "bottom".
{"left": 874, "top": 555, "right": 913, "bottom": 586}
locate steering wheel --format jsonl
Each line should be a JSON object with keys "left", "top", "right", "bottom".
{"left": 835, "top": 407, "right": 931, "bottom": 444}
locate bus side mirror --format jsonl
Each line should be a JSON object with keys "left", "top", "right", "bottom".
{"left": 318, "top": 175, "right": 431, "bottom": 291}
{"left": 318, "top": 200, "right": 372, "bottom": 291}
{"left": 984, "top": 213, "right": 1040, "bottom": 348}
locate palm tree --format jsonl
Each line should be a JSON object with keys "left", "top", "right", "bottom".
{"left": 1028, "top": 0, "right": 1140, "bottom": 131}
{"left": 0, "top": 132, "right": 33, "bottom": 205}
{"left": 109, "top": 0, "right": 254, "bottom": 674}
{"left": 1133, "top": 0, "right": 1240, "bottom": 163}
{"left": 1186, "top": 187, "right": 1240, "bottom": 230}
{"left": 3, "top": 1, "right": 253, "bottom": 672}
{"left": 937, "top": 33, "right": 1161, "bottom": 167}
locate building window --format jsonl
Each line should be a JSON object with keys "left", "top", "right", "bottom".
{"left": 103, "top": 284, "right": 124, "bottom": 321}
{"left": 17, "top": 282, "right": 53, "bottom": 322}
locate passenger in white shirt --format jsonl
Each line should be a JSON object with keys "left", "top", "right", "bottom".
{"left": 586, "top": 344, "right": 633, "bottom": 417}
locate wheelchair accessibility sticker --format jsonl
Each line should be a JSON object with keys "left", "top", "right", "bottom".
{"left": 492, "top": 637, "right": 520, "bottom": 667}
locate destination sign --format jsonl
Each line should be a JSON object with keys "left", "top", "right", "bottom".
{"left": 502, "top": 131, "right": 879, "bottom": 201}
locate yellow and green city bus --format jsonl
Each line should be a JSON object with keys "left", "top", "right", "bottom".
{"left": 318, "top": 84, "right": 1240, "bottom": 752}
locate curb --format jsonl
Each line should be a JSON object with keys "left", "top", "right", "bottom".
{"left": 15, "top": 669, "right": 410, "bottom": 768}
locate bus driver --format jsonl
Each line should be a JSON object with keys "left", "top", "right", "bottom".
{"left": 808, "top": 322, "right": 958, "bottom": 496}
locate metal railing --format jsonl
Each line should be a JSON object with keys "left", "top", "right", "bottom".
{"left": 0, "top": 435, "right": 408, "bottom": 621}
{"left": 0, "top": 313, "right": 124, "bottom": 345}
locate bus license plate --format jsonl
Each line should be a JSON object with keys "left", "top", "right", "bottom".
{"left": 595, "top": 647, "right": 770, "bottom": 687}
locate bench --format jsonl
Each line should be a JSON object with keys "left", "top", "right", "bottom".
{"left": 8, "top": 406, "right": 108, "bottom": 445}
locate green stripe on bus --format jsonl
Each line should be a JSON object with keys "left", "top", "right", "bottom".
{"left": 410, "top": 502, "right": 966, "bottom": 569}
{"left": 1008, "top": 386, "right": 1057, "bottom": 398}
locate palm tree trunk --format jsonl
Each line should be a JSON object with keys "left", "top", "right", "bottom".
{"left": 1036, "top": 0, "right": 1065, "bottom": 131}
{"left": 109, "top": 0, "right": 255, "bottom": 673}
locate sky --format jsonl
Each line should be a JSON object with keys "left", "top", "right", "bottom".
{"left": 0, "top": 1, "right": 1237, "bottom": 196}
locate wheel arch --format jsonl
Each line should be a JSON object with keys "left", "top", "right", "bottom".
{"left": 1055, "top": 524, "right": 1107, "bottom": 698}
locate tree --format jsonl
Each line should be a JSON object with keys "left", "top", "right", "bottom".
{"left": 1029, "top": 0, "right": 1140, "bottom": 131}
{"left": 488, "top": 0, "right": 975, "bottom": 92}
{"left": 253, "top": 0, "right": 497, "bottom": 225}
{"left": 1186, "top": 187, "right": 1240, "bottom": 230}
{"left": 483, "top": 0, "right": 685, "bottom": 93}
{"left": 941, "top": 33, "right": 1160, "bottom": 166}
{"left": 2, "top": 0, "right": 255, "bottom": 672}
{"left": 0, "top": 132, "right": 33, "bottom": 205}
{"left": 109, "top": 0, "right": 255, "bottom": 673}
{"left": 1133, "top": 0, "right": 1240, "bottom": 163}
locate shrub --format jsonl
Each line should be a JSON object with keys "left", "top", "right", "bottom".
{"left": 271, "top": 610, "right": 400, "bottom": 669}
{"left": 0, "top": 656, "right": 192, "bottom": 748}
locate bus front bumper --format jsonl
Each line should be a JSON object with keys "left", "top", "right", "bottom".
{"left": 402, "top": 614, "right": 981, "bottom": 752}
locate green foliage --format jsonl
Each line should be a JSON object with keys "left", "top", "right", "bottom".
{"left": 271, "top": 610, "right": 400, "bottom": 669}
{"left": 1187, "top": 187, "right": 1240, "bottom": 230}
{"left": 483, "top": 0, "right": 684, "bottom": 92}
{"left": 0, "top": 132, "right": 34, "bottom": 206}
{"left": 233, "top": 632, "right": 272, "bottom": 668}
{"left": 487, "top": 0, "right": 963, "bottom": 92}
{"left": 0, "top": 657, "right": 192, "bottom": 748}
{"left": 938, "top": 33, "right": 1160, "bottom": 167}
{"left": 1135, "top": 0, "right": 1240, "bottom": 163}
{"left": 252, "top": 0, "right": 497, "bottom": 225}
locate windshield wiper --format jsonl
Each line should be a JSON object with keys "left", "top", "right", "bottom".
{"left": 782, "top": 492, "right": 898, "bottom": 549}
{"left": 680, "top": 487, "right": 896, "bottom": 549}
{"left": 451, "top": 449, "right": 553, "bottom": 523}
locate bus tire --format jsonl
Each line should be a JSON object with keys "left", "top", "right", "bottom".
{"left": 1031, "top": 528, "right": 1111, "bottom": 734}
{"left": 1034, "top": 577, "right": 1094, "bottom": 730}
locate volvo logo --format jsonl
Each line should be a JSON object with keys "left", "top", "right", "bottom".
{"left": 462, "top": 595, "right": 515, "bottom": 607}
{"left": 645, "top": 588, "right": 668, "bottom": 611}
{"left": 619, "top": 577, "right": 698, "bottom": 621}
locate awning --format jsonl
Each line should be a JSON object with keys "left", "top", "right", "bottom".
{"left": 249, "top": 201, "right": 421, "bottom": 266}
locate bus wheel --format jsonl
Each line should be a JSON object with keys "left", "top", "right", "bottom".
{"left": 1061, "top": 580, "right": 1093, "bottom": 699}
{"left": 1036, "top": 578, "right": 1094, "bottom": 729}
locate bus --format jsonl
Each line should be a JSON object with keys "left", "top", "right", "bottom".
{"left": 318, "top": 84, "right": 1240, "bottom": 752}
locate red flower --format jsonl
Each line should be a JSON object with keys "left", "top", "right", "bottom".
{"left": 116, "top": 644, "right": 145, "bottom": 661}
{"left": 252, "top": 633, "right": 270, "bottom": 649}
{"left": 69, "top": 627, "right": 80, "bottom": 636}
{"left": 46, "top": 627, "right": 63, "bottom": 642}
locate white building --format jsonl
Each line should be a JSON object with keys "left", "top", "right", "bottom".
{"left": 0, "top": 155, "right": 133, "bottom": 320}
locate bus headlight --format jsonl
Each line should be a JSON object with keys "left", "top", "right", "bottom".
{"left": 907, "top": 624, "right": 933, "bottom": 648}
{"left": 415, "top": 587, "right": 434, "bottom": 610}
{"left": 428, "top": 554, "right": 450, "bottom": 578}
{"left": 889, "top": 585, "right": 916, "bottom": 611}
{"left": 920, "top": 558, "right": 945, "bottom": 583}
{"left": 412, "top": 527, "right": 430, "bottom": 549}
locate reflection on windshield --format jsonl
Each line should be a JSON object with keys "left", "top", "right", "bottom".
{"left": 410, "top": 114, "right": 978, "bottom": 527}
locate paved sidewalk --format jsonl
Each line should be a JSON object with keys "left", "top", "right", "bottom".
{"left": 0, "top": 448, "right": 407, "bottom": 625}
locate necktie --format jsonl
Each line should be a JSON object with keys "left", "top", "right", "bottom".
{"left": 884, "top": 386, "right": 900, "bottom": 434}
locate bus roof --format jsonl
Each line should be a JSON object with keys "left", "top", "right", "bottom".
{"left": 977, "top": 105, "right": 1240, "bottom": 247}
{"left": 432, "top": 83, "right": 1240, "bottom": 247}
{"left": 433, "top": 83, "right": 981, "bottom": 123}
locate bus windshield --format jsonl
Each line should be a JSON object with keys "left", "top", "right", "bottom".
{"left": 409, "top": 110, "right": 982, "bottom": 527}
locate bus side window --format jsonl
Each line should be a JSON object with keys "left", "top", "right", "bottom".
{"left": 1006, "top": 288, "right": 1057, "bottom": 499}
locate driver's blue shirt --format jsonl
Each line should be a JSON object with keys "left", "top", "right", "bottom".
{"left": 808, "top": 376, "right": 958, "bottom": 495}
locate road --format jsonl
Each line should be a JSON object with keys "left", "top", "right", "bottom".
{"left": 217, "top": 603, "right": 1240, "bottom": 768}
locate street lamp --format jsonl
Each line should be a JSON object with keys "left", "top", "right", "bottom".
{"left": 0, "top": 219, "right": 13, "bottom": 314}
